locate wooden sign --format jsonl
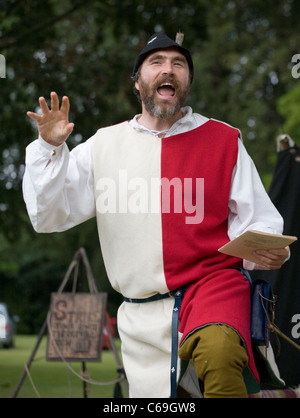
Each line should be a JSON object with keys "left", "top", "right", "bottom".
{"left": 47, "top": 292, "right": 107, "bottom": 362}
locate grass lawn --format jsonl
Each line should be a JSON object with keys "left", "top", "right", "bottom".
{"left": 0, "top": 335, "right": 127, "bottom": 398}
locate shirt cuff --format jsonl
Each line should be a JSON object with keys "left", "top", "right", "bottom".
{"left": 37, "top": 135, "right": 66, "bottom": 158}
{"left": 38, "top": 135, "right": 64, "bottom": 149}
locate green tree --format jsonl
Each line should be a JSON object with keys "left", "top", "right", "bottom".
{"left": 277, "top": 82, "right": 300, "bottom": 140}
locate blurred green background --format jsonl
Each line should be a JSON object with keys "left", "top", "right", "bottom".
{"left": 0, "top": 335, "right": 125, "bottom": 398}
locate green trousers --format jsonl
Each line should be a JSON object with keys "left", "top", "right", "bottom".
{"left": 178, "top": 324, "right": 249, "bottom": 398}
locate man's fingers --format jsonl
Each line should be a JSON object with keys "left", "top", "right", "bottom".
{"left": 60, "top": 96, "right": 70, "bottom": 116}
{"left": 39, "top": 96, "right": 50, "bottom": 115}
{"left": 253, "top": 246, "right": 290, "bottom": 270}
{"left": 26, "top": 93, "right": 73, "bottom": 145}
{"left": 255, "top": 247, "right": 289, "bottom": 261}
{"left": 51, "top": 91, "right": 59, "bottom": 112}
{"left": 253, "top": 254, "right": 281, "bottom": 270}
{"left": 30, "top": 93, "right": 70, "bottom": 119}
{"left": 66, "top": 122, "right": 75, "bottom": 134}
{"left": 255, "top": 250, "right": 278, "bottom": 261}
{"left": 27, "top": 111, "right": 42, "bottom": 122}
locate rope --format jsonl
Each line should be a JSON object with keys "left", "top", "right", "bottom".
{"left": 269, "top": 323, "right": 300, "bottom": 354}
{"left": 258, "top": 286, "right": 300, "bottom": 356}
{"left": 24, "top": 363, "right": 41, "bottom": 398}
{"left": 46, "top": 311, "right": 126, "bottom": 386}
{"left": 259, "top": 284, "right": 275, "bottom": 356}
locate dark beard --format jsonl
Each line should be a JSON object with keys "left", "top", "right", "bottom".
{"left": 139, "top": 75, "right": 190, "bottom": 120}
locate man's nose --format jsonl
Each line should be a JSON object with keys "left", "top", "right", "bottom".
{"left": 161, "top": 61, "right": 173, "bottom": 74}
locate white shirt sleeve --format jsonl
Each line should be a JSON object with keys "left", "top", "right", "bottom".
{"left": 228, "top": 139, "right": 284, "bottom": 270}
{"left": 22, "top": 135, "right": 96, "bottom": 232}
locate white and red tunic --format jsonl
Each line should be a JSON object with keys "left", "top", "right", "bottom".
{"left": 23, "top": 107, "right": 284, "bottom": 397}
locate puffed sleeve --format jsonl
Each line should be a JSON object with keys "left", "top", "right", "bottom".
{"left": 228, "top": 138, "right": 284, "bottom": 270}
{"left": 23, "top": 135, "right": 96, "bottom": 232}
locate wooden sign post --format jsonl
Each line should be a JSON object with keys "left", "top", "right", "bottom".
{"left": 12, "top": 248, "right": 128, "bottom": 398}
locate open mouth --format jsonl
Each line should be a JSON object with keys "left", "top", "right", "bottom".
{"left": 157, "top": 82, "right": 176, "bottom": 99}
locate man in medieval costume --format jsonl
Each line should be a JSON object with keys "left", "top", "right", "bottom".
{"left": 23, "top": 32, "right": 289, "bottom": 398}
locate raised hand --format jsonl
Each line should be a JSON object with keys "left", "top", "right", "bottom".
{"left": 27, "top": 92, "right": 74, "bottom": 146}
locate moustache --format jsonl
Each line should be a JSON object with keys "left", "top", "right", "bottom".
{"left": 152, "top": 75, "right": 180, "bottom": 91}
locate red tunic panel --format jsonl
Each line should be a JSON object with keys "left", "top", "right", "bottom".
{"left": 160, "top": 120, "right": 259, "bottom": 382}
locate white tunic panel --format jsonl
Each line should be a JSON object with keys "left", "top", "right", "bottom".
{"left": 92, "top": 122, "right": 169, "bottom": 298}
{"left": 117, "top": 297, "right": 176, "bottom": 398}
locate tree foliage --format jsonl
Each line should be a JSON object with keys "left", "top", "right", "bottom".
{"left": 277, "top": 82, "right": 300, "bottom": 139}
{"left": 0, "top": 0, "right": 299, "bottom": 332}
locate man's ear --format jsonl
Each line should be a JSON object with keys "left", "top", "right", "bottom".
{"left": 135, "top": 80, "right": 140, "bottom": 92}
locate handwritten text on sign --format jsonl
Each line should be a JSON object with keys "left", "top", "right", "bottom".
{"left": 47, "top": 293, "right": 107, "bottom": 362}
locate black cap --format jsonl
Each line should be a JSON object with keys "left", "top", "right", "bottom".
{"left": 132, "top": 32, "right": 194, "bottom": 81}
